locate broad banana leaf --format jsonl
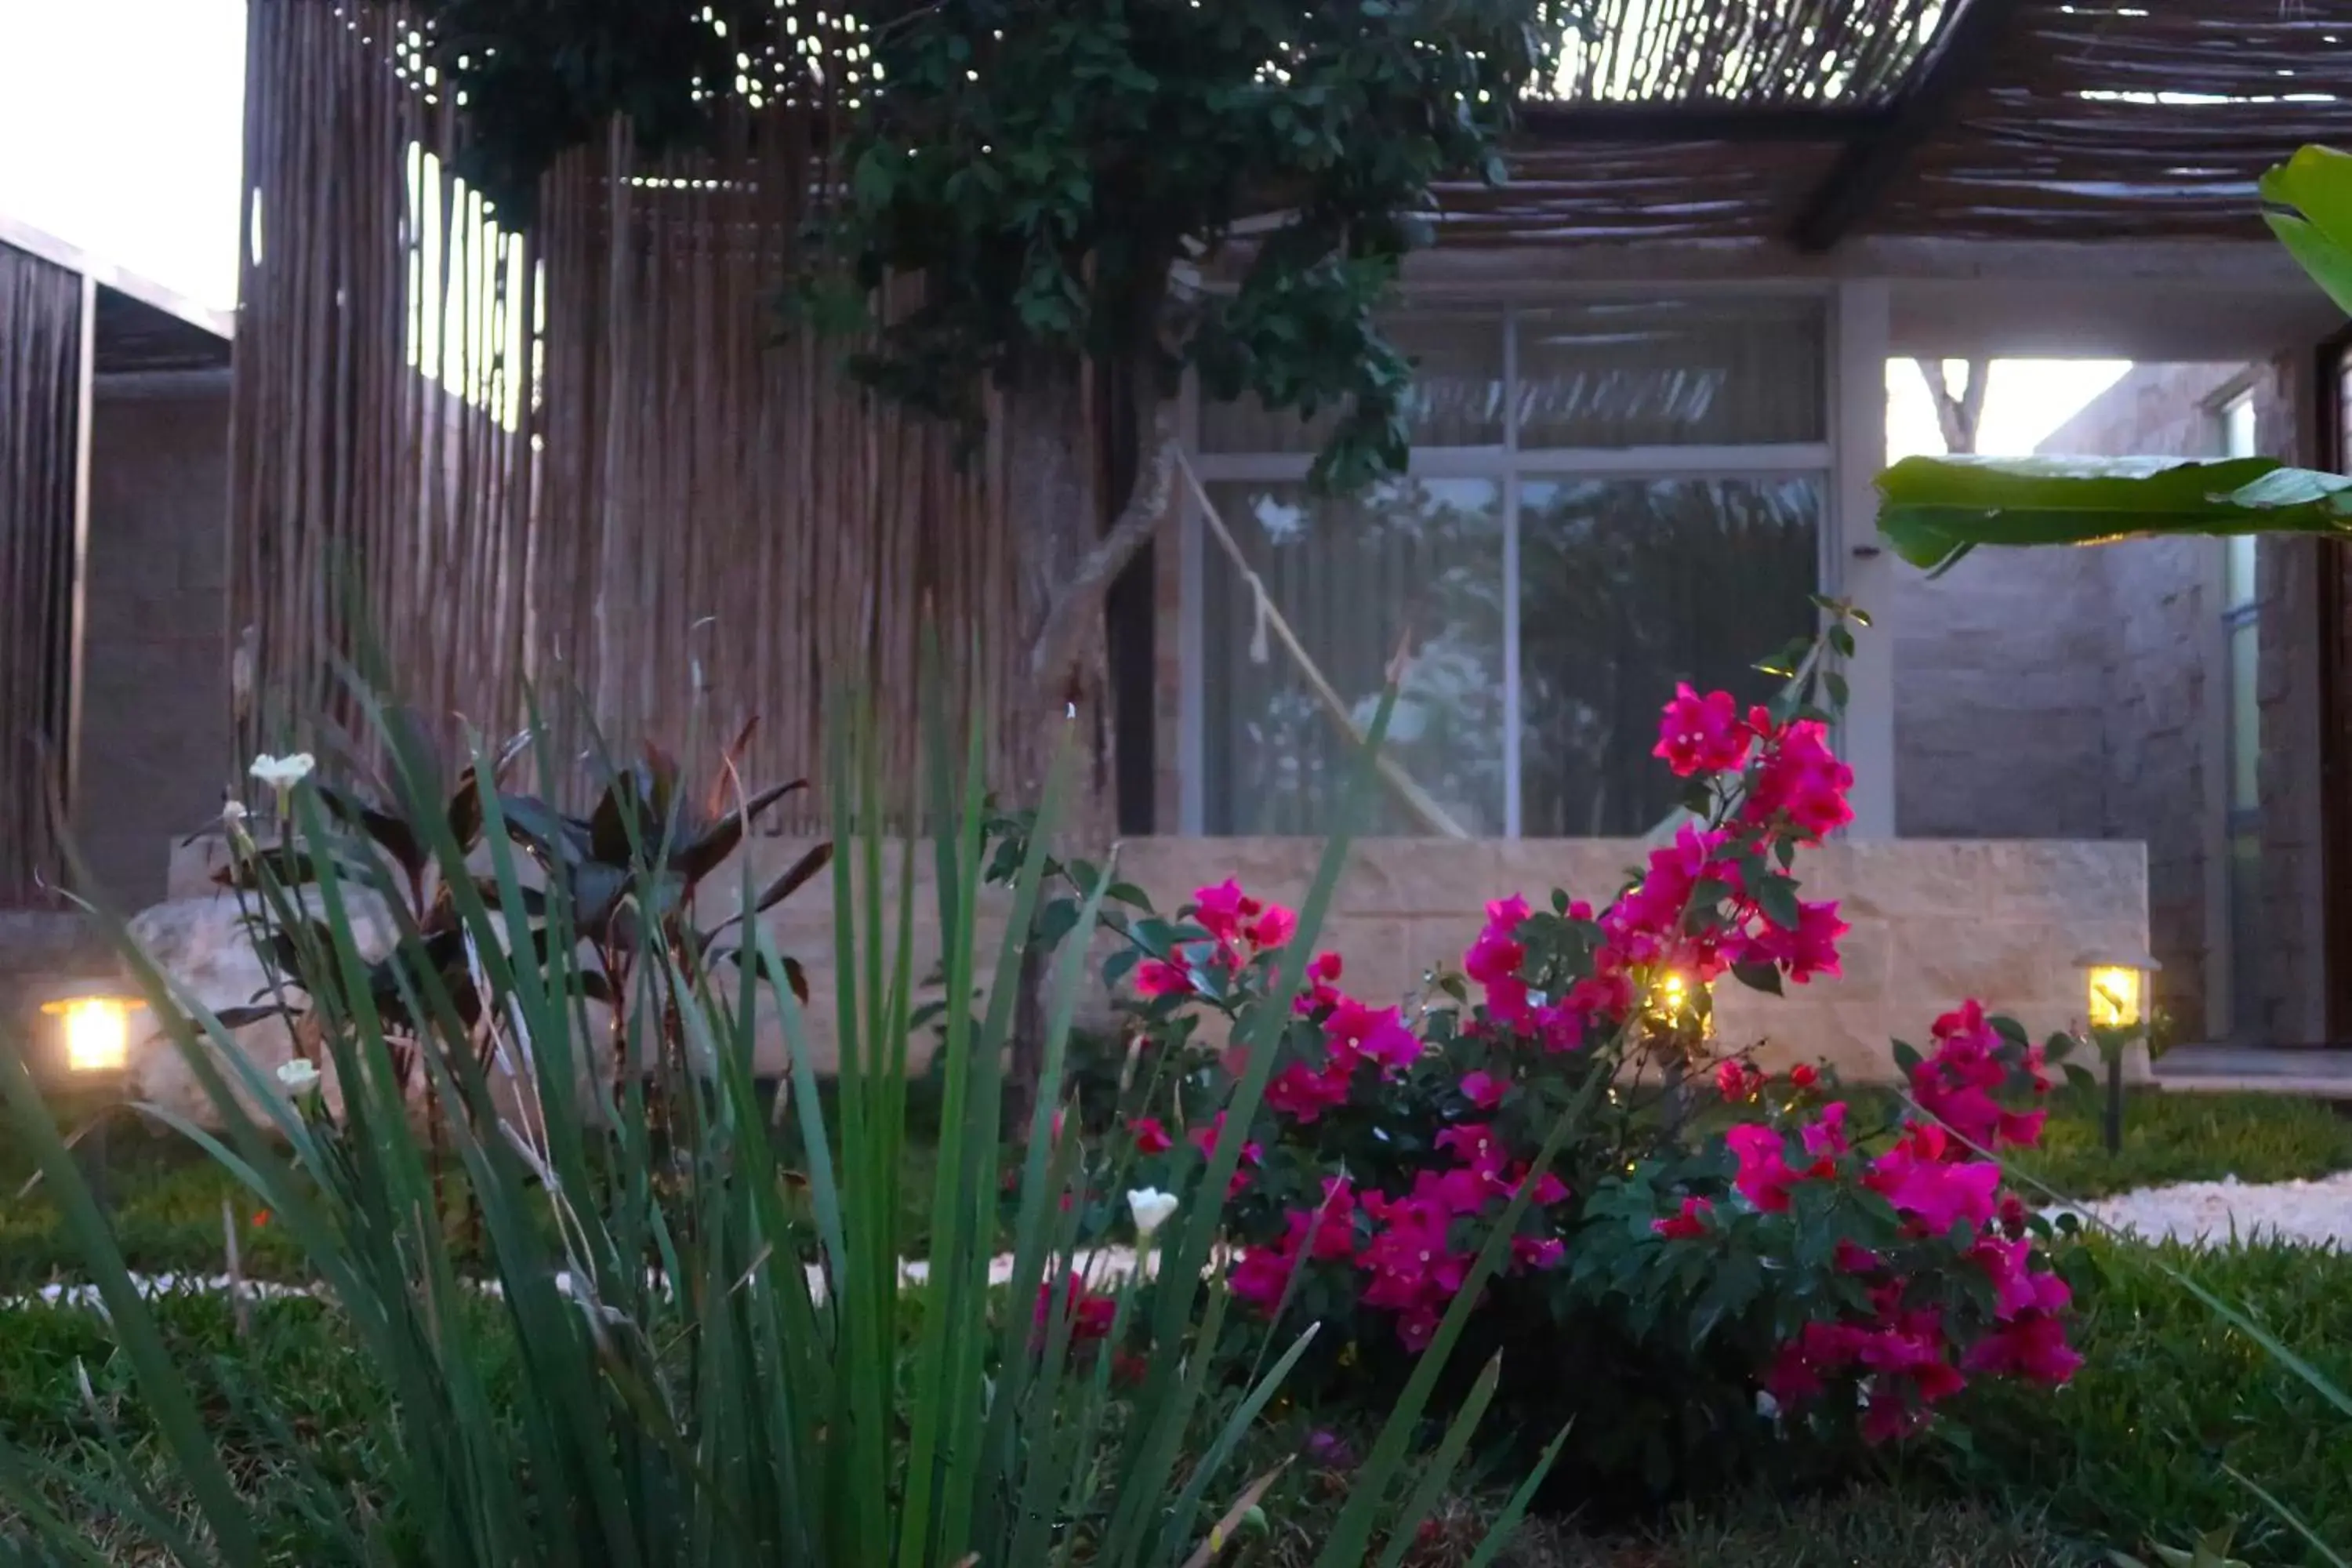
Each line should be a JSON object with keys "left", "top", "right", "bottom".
{"left": 1875, "top": 454, "right": 2352, "bottom": 575}
{"left": 2263, "top": 143, "right": 2352, "bottom": 318}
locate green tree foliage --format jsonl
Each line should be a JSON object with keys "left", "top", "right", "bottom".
{"left": 416, "top": 1, "right": 1576, "bottom": 493}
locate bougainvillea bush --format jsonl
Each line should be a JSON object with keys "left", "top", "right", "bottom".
{"left": 1025, "top": 614, "right": 2091, "bottom": 1504}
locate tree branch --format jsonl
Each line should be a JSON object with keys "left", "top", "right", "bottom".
{"left": 1028, "top": 401, "right": 1180, "bottom": 689}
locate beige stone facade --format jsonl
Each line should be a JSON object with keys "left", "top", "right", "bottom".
{"left": 163, "top": 829, "right": 2143, "bottom": 1085}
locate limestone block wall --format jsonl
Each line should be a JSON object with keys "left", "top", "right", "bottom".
{"left": 158, "top": 831, "right": 2141, "bottom": 1083}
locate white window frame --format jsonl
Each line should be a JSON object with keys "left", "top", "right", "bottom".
{"left": 1177, "top": 290, "right": 1840, "bottom": 838}
{"left": 2207, "top": 383, "right": 2263, "bottom": 1040}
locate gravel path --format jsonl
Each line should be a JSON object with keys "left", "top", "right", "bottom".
{"left": 2053, "top": 1171, "right": 2352, "bottom": 1250}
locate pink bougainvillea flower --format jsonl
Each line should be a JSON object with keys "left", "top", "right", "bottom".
{"left": 1747, "top": 898, "right": 1849, "bottom": 984}
{"left": 1459, "top": 1069, "right": 1508, "bottom": 1109}
{"left": 1130, "top": 1116, "right": 1173, "bottom": 1156}
{"left": 1801, "top": 1100, "right": 1851, "bottom": 1160}
{"left": 1726, "top": 1123, "right": 1809, "bottom": 1213}
{"left": 1788, "top": 1062, "right": 1819, "bottom": 1090}
{"left": 1329, "top": 998, "right": 1420, "bottom": 1071}
{"left": 1192, "top": 878, "right": 1258, "bottom": 941}
{"left": 1466, "top": 896, "right": 1534, "bottom": 1025}
{"left": 1185, "top": 1113, "right": 1263, "bottom": 1172}
{"left": 1653, "top": 683, "right": 1753, "bottom": 777}
{"left": 1245, "top": 901, "right": 1298, "bottom": 950}
{"left": 1867, "top": 1128, "right": 2002, "bottom": 1235}
{"left": 1266, "top": 1059, "right": 1355, "bottom": 1124}
{"left": 1965, "top": 1312, "right": 2082, "bottom": 1385}
{"left": 1518, "top": 1170, "right": 1570, "bottom": 1207}
{"left": 1744, "top": 719, "right": 1854, "bottom": 844}
{"left": 1651, "top": 1196, "right": 1714, "bottom": 1240}
{"left": 1134, "top": 958, "right": 1193, "bottom": 998}
{"left": 1512, "top": 1234, "right": 1567, "bottom": 1270}
{"left": 1033, "top": 1276, "right": 1117, "bottom": 1348}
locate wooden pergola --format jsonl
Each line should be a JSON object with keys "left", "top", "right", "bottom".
{"left": 1450, "top": 0, "right": 2352, "bottom": 248}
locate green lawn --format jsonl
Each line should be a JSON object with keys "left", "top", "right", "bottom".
{"left": 2005, "top": 1085, "right": 2352, "bottom": 1201}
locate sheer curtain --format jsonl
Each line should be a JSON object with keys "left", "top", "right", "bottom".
{"left": 1200, "top": 478, "right": 1504, "bottom": 835}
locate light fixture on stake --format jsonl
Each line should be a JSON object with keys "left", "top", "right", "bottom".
{"left": 2078, "top": 953, "right": 2158, "bottom": 1155}
{"left": 35, "top": 983, "right": 145, "bottom": 1216}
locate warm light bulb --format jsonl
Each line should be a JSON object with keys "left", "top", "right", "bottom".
{"left": 1657, "top": 971, "right": 1689, "bottom": 1012}
{"left": 42, "top": 996, "right": 133, "bottom": 1074}
{"left": 2085, "top": 965, "right": 2143, "bottom": 1032}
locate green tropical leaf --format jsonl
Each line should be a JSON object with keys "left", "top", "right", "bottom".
{"left": 2263, "top": 143, "right": 2352, "bottom": 317}
{"left": 1875, "top": 454, "right": 2352, "bottom": 575}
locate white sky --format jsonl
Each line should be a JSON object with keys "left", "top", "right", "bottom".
{"left": 1886, "top": 357, "right": 2132, "bottom": 459}
{"left": 0, "top": 0, "right": 247, "bottom": 311}
{"left": 0, "top": 3, "right": 2132, "bottom": 452}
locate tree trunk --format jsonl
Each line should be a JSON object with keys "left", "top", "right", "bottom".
{"left": 994, "top": 362, "right": 1180, "bottom": 1140}
{"left": 1000, "top": 368, "right": 1114, "bottom": 1142}
{"left": 1915, "top": 358, "right": 1989, "bottom": 456}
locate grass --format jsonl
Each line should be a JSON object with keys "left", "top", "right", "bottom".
{"left": 2005, "top": 1085, "right": 2352, "bottom": 1201}
{"left": 1951, "top": 1237, "right": 2352, "bottom": 1567}
{"left": 9, "top": 1221, "right": 2351, "bottom": 1562}
{"left": 1817, "top": 1083, "right": 2352, "bottom": 1203}
{"left": 0, "top": 1289, "right": 2087, "bottom": 1566}
{"left": 0, "top": 1079, "right": 945, "bottom": 1290}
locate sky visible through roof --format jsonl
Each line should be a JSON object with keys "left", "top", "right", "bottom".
{"left": 0, "top": 0, "right": 2128, "bottom": 456}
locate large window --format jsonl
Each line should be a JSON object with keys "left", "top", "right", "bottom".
{"left": 1189, "top": 298, "right": 1830, "bottom": 837}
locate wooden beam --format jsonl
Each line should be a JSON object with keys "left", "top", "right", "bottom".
{"left": 1787, "top": 0, "right": 2027, "bottom": 253}
{"left": 0, "top": 213, "right": 234, "bottom": 341}
{"left": 1517, "top": 101, "right": 1890, "bottom": 145}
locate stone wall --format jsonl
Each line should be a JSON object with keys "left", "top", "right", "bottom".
{"left": 73, "top": 373, "right": 232, "bottom": 909}
{"left": 162, "top": 830, "right": 2146, "bottom": 1084}
{"left": 1890, "top": 360, "right": 2327, "bottom": 1044}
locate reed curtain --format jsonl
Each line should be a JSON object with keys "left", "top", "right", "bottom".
{"left": 231, "top": 1, "right": 1022, "bottom": 823}
{"left": 0, "top": 243, "right": 83, "bottom": 906}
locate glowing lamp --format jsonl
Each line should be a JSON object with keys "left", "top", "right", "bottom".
{"left": 1653, "top": 970, "right": 1690, "bottom": 1017}
{"left": 39, "top": 993, "right": 138, "bottom": 1075}
{"left": 2080, "top": 957, "right": 2157, "bottom": 1034}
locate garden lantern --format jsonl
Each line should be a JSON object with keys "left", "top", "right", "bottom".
{"left": 2077, "top": 954, "right": 2158, "bottom": 1156}
{"left": 35, "top": 983, "right": 143, "bottom": 1216}
{"left": 42, "top": 992, "right": 136, "bottom": 1076}
{"left": 1646, "top": 967, "right": 1712, "bottom": 1134}
{"left": 2082, "top": 962, "right": 2147, "bottom": 1033}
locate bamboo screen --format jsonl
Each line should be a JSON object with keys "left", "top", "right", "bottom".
{"left": 0, "top": 242, "right": 84, "bottom": 906}
{"left": 231, "top": 1, "right": 1022, "bottom": 824}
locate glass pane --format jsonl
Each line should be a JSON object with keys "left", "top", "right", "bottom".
{"left": 2228, "top": 829, "right": 2265, "bottom": 1040}
{"left": 1519, "top": 476, "right": 1822, "bottom": 837}
{"left": 2223, "top": 393, "right": 2258, "bottom": 459}
{"left": 2230, "top": 620, "right": 2260, "bottom": 815}
{"left": 1197, "top": 309, "right": 1506, "bottom": 454}
{"left": 2225, "top": 535, "right": 2258, "bottom": 608}
{"left": 1200, "top": 477, "right": 1505, "bottom": 834}
{"left": 1515, "top": 297, "right": 1826, "bottom": 449}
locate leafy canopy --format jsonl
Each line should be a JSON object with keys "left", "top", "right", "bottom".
{"left": 415, "top": 1, "right": 1577, "bottom": 490}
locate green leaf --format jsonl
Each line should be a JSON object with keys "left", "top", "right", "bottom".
{"left": 1730, "top": 960, "right": 1784, "bottom": 996}
{"left": 1875, "top": 454, "right": 2352, "bottom": 575}
{"left": 2262, "top": 144, "right": 2352, "bottom": 317}
{"left": 1751, "top": 874, "right": 1802, "bottom": 933}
